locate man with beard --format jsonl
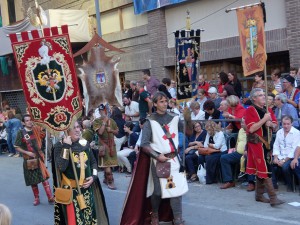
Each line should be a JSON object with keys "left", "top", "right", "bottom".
{"left": 123, "top": 94, "right": 140, "bottom": 122}
{"left": 14, "top": 114, "right": 54, "bottom": 206}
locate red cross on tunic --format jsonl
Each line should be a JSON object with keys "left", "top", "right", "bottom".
{"left": 162, "top": 124, "right": 176, "bottom": 153}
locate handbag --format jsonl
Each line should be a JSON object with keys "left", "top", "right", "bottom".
{"left": 156, "top": 161, "right": 171, "bottom": 178}
{"left": 198, "top": 147, "right": 217, "bottom": 156}
{"left": 197, "top": 164, "right": 206, "bottom": 184}
{"left": 55, "top": 174, "right": 73, "bottom": 205}
{"left": 26, "top": 158, "right": 39, "bottom": 170}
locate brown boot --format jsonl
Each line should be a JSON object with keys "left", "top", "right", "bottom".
{"left": 105, "top": 172, "right": 116, "bottom": 190}
{"left": 264, "top": 178, "right": 285, "bottom": 207}
{"left": 42, "top": 181, "right": 54, "bottom": 204}
{"left": 31, "top": 185, "right": 40, "bottom": 206}
{"left": 151, "top": 212, "right": 159, "bottom": 225}
{"left": 255, "top": 178, "right": 270, "bottom": 203}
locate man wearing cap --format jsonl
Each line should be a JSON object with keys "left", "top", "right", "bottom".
{"left": 93, "top": 104, "right": 119, "bottom": 190}
{"left": 208, "top": 87, "right": 222, "bottom": 109}
{"left": 282, "top": 75, "right": 300, "bottom": 109}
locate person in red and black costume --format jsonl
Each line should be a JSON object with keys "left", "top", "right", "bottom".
{"left": 245, "top": 88, "right": 285, "bottom": 207}
{"left": 14, "top": 114, "right": 54, "bottom": 206}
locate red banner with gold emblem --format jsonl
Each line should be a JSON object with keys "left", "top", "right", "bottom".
{"left": 9, "top": 25, "right": 82, "bottom": 135}
{"left": 236, "top": 5, "right": 267, "bottom": 76}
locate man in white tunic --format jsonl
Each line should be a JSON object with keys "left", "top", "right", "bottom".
{"left": 140, "top": 92, "right": 188, "bottom": 225}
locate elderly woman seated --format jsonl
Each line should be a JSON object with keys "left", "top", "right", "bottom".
{"left": 184, "top": 122, "right": 207, "bottom": 182}
{"left": 198, "top": 121, "right": 227, "bottom": 184}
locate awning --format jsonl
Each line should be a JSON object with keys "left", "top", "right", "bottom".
{"left": 0, "top": 9, "right": 91, "bottom": 56}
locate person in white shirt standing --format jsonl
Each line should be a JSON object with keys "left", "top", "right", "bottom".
{"left": 123, "top": 94, "right": 140, "bottom": 122}
{"left": 272, "top": 115, "right": 300, "bottom": 191}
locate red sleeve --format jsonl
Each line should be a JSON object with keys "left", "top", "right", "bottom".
{"left": 269, "top": 108, "right": 277, "bottom": 124}
{"left": 235, "top": 105, "right": 246, "bottom": 119}
{"left": 244, "top": 106, "right": 258, "bottom": 131}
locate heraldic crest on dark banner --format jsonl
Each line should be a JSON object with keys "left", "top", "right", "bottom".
{"left": 10, "top": 25, "right": 82, "bottom": 134}
{"left": 175, "top": 30, "right": 201, "bottom": 101}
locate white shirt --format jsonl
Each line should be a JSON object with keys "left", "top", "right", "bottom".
{"left": 125, "top": 101, "right": 139, "bottom": 121}
{"left": 273, "top": 126, "right": 300, "bottom": 159}
{"left": 168, "top": 87, "right": 176, "bottom": 98}
{"left": 204, "top": 131, "right": 227, "bottom": 152}
{"left": 191, "top": 110, "right": 205, "bottom": 121}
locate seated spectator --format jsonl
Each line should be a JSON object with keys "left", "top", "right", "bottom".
{"left": 271, "top": 68, "right": 283, "bottom": 94}
{"left": 184, "top": 122, "right": 207, "bottom": 182}
{"left": 274, "top": 93, "right": 299, "bottom": 128}
{"left": 190, "top": 101, "right": 205, "bottom": 121}
{"left": 193, "top": 89, "right": 207, "bottom": 110}
{"left": 282, "top": 75, "right": 300, "bottom": 109}
{"left": 158, "top": 84, "right": 172, "bottom": 99}
{"left": 0, "top": 119, "right": 7, "bottom": 153}
{"left": 219, "top": 100, "right": 229, "bottom": 128}
{"left": 272, "top": 115, "right": 300, "bottom": 191}
{"left": 208, "top": 87, "right": 222, "bottom": 109}
{"left": 162, "top": 77, "right": 176, "bottom": 98}
{"left": 252, "top": 72, "right": 265, "bottom": 89}
{"left": 228, "top": 71, "right": 242, "bottom": 98}
{"left": 198, "top": 121, "right": 227, "bottom": 184}
{"left": 267, "top": 93, "right": 276, "bottom": 113}
{"left": 203, "top": 100, "right": 220, "bottom": 120}
{"left": 289, "top": 67, "right": 299, "bottom": 88}
{"left": 198, "top": 74, "right": 210, "bottom": 96}
{"left": 223, "top": 95, "right": 246, "bottom": 133}
{"left": 168, "top": 98, "right": 181, "bottom": 116}
{"left": 111, "top": 106, "right": 127, "bottom": 153}
{"left": 117, "top": 122, "right": 139, "bottom": 174}
{"left": 220, "top": 119, "right": 247, "bottom": 189}
{"left": 219, "top": 72, "right": 237, "bottom": 98}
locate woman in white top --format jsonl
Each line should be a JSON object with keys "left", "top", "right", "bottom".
{"left": 198, "top": 121, "right": 227, "bottom": 184}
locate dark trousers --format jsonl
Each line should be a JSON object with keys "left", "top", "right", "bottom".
{"left": 185, "top": 152, "right": 198, "bottom": 175}
{"left": 128, "top": 151, "right": 137, "bottom": 171}
{"left": 198, "top": 151, "right": 227, "bottom": 184}
{"left": 272, "top": 159, "right": 293, "bottom": 189}
{"left": 220, "top": 151, "right": 242, "bottom": 183}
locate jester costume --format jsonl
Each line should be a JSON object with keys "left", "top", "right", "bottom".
{"left": 14, "top": 126, "right": 54, "bottom": 206}
{"left": 53, "top": 138, "right": 109, "bottom": 225}
{"left": 120, "top": 113, "right": 188, "bottom": 225}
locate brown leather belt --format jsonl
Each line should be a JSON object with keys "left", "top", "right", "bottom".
{"left": 165, "top": 152, "right": 176, "bottom": 159}
{"left": 63, "top": 179, "right": 85, "bottom": 189}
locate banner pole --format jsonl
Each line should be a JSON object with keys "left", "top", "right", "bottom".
{"left": 225, "top": 2, "right": 262, "bottom": 13}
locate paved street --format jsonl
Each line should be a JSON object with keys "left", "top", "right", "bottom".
{"left": 1, "top": 152, "right": 300, "bottom": 225}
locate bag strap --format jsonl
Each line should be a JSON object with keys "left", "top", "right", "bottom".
{"left": 161, "top": 125, "right": 185, "bottom": 172}
{"left": 256, "top": 134, "right": 270, "bottom": 149}
{"left": 21, "top": 129, "right": 44, "bottom": 163}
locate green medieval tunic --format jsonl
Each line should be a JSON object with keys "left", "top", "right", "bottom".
{"left": 82, "top": 128, "right": 94, "bottom": 143}
{"left": 53, "top": 139, "right": 109, "bottom": 225}
{"left": 93, "top": 118, "right": 118, "bottom": 168}
{"left": 14, "top": 129, "right": 46, "bottom": 186}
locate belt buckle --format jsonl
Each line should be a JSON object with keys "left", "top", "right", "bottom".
{"left": 24, "top": 134, "right": 30, "bottom": 140}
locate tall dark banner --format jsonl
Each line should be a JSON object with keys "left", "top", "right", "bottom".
{"left": 175, "top": 30, "right": 201, "bottom": 101}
